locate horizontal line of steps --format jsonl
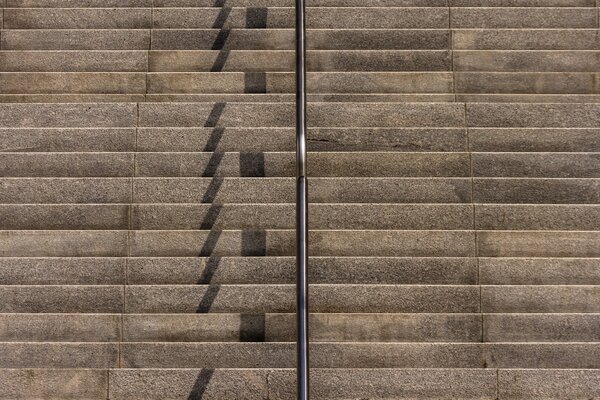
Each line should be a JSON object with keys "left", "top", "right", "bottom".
{"left": 1, "top": 204, "right": 600, "bottom": 231}
{"left": 2, "top": 50, "right": 600, "bottom": 73}
{"left": 4, "top": 29, "right": 600, "bottom": 51}
{"left": 3, "top": 342, "right": 600, "bottom": 368}
{"left": 1, "top": 256, "right": 598, "bottom": 285}
{"left": 2, "top": 229, "right": 600, "bottom": 257}
{"left": 3, "top": 367, "right": 599, "bottom": 400}
{"left": 2, "top": 72, "right": 600, "bottom": 95}
{"left": 6, "top": 93, "right": 600, "bottom": 103}
{"left": 3, "top": 313, "right": 600, "bottom": 342}
{"left": 3, "top": 127, "right": 599, "bottom": 153}
{"left": 3, "top": 102, "right": 600, "bottom": 128}
{"left": 2, "top": 7, "right": 596, "bottom": 30}
{"left": 2, "top": 151, "right": 598, "bottom": 178}
{"left": 3, "top": 284, "right": 600, "bottom": 313}
{"left": 5, "top": 177, "right": 600, "bottom": 204}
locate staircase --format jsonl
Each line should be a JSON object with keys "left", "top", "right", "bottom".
{"left": 1, "top": 0, "right": 600, "bottom": 398}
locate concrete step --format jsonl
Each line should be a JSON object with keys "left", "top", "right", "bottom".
{"left": 148, "top": 50, "right": 453, "bottom": 72}
{"left": 1, "top": 177, "right": 473, "bottom": 204}
{"left": 6, "top": 312, "right": 600, "bottom": 343}
{"left": 136, "top": 92, "right": 600, "bottom": 103}
{"left": 4, "top": 7, "right": 449, "bottom": 29}
{"left": 126, "top": 313, "right": 484, "bottom": 343}
{"left": 110, "top": 368, "right": 597, "bottom": 400}
{"left": 4, "top": 7, "right": 595, "bottom": 29}
{"left": 134, "top": 127, "right": 468, "bottom": 152}
{"left": 3, "top": 176, "right": 599, "bottom": 204}
{"left": 3, "top": 29, "right": 598, "bottom": 51}
{"left": 145, "top": 72, "right": 455, "bottom": 94}
{"left": 123, "top": 284, "right": 481, "bottom": 313}
{"left": 136, "top": 152, "right": 596, "bottom": 178}
{"left": 154, "top": 229, "right": 470, "bottom": 257}
{"left": 484, "top": 313, "right": 600, "bottom": 342}
{"left": 1, "top": 150, "right": 598, "bottom": 178}
{"left": 1, "top": 256, "right": 598, "bottom": 286}
{"left": 0, "top": 102, "right": 469, "bottom": 128}
{"left": 0, "top": 51, "right": 149, "bottom": 72}
{"left": 0, "top": 257, "right": 127, "bottom": 285}
{"left": 469, "top": 128, "right": 600, "bottom": 152}
{"left": 0, "top": 284, "right": 479, "bottom": 313}
{"left": 0, "top": 72, "right": 147, "bottom": 95}
{"left": 6, "top": 126, "right": 578, "bottom": 153}
{"left": 2, "top": 283, "right": 599, "bottom": 314}
{"left": 0, "top": 368, "right": 110, "bottom": 399}
{"left": 4, "top": 203, "right": 600, "bottom": 231}
{"left": 129, "top": 102, "right": 599, "bottom": 128}
{"left": 2, "top": 229, "right": 598, "bottom": 257}
{"left": 0, "top": 313, "right": 482, "bottom": 343}
{"left": 2, "top": 71, "right": 600, "bottom": 95}
{"left": 1, "top": 203, "right": 474, "bottom": 230}
{"left": 136, "top": 102, "right": 466, "bottom": 128}
{"left": 0, "top": 257, "right": 478, "bottom": 285}
{"left": 454, "top": 29, "right": 600, "bottom": 50}
{"left": 1, "top": 30, "right": 152, "bottom": 50}
{"left": 450, "top": 7, "right": 596, "bottom": 28}
{"left": 4, "top": 8, "right": 153, "bottom": 29}
{"left": 0, "top": 29, "right": 450, "bottom": 50}
{"left": 0, "top": 92, "right": 462, "bottom": 103}
{"left": 455, "top": 50, "right": 600, "bottom": 72}
{"left": 2, "top": 367, "right": 599, "bottom": 400}
{"left": 0, "top": 342, "right": 589, "bottom": 369}
{"left": 0, "top": 152, "right": 472, "bottom": 177}
{"left": 0, "top": 50, "right": 452, "bottom": 72}
{"left": 480, "top": 257, "right": 600, "bottom": 285}
{"left": 0, "top": 126, "right": 467, "bottom": 154}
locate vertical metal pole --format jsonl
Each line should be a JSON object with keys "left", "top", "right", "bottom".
{"left": 295, "top": 0, "right": 309, "bottom": 398}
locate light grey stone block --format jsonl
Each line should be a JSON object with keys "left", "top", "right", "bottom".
{"left": 482, "top": 285, "right": 600, "bottom": 313}
{"left": 0, "top": 285, "right": 123, "bottom": 313}
{"left": 484, "top": 314, "right": 600, "bottom": 342}
{"left": 1, "top": 29, "right": 151, "bottom": 50}
{"left": 0, "top": 178, "right": 132, "bottom": 204}
{"left": 4, "top": 8, "right": 152, "bottom": 29}
{"left": 0, "top": 369, "right": 108, "bottom": 399}
{"left": 0, "top": 205, "right": 129, "bottom": 230}
{"left": 0, "top": 313, "right": 121, "bottom": 341}
{"left": 498, "top": 369, "right": 600, "bottom": 399}
{"left": 0, "top": 343, "right": 118, "bottom": 368}
{"left": 480, "top": 258, "right": 600, "bottom": 285}
{"left": 0, "top": 128, "right": 136, "bottom": 152}
{"left": 0, "top": 257, "right": 126, "bottom": 285}
{"left": 0, "top": 231, "right": 128, "bottom": 257}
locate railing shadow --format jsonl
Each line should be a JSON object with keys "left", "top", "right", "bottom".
{"left": 188, "top": 3, "right": 270, "bottom": 395}
{"left": 187, "top": 369, "right": 215, "bottom": 400}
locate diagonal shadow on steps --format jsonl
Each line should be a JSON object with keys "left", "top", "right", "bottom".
{"left": 188, "top": 4, "right": 269, "bottom": 397}
{"left": 191, "top": 101, "right": 269, "bottom": 397}
{"left": 187, "top": 369, "right": 215, "bottom": 400}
